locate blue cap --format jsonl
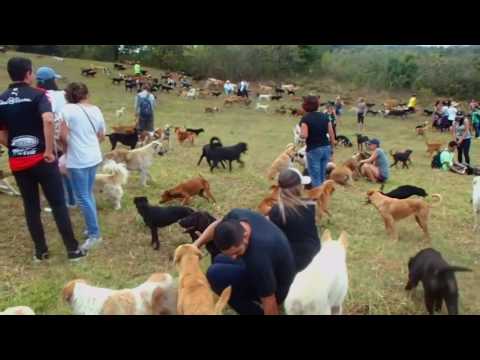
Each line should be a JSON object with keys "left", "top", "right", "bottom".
{"left": 367, "top": 138, "right": 380, "bottom": 146}
{"left": 36, "top": 67, "right": 62, "bottom": 81}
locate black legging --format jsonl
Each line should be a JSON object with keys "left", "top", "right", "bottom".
{"left": 457, "top": 138, "right": 471, "bottom": 164}
{"left": 13, "top": 160, "right": 79, "bottom": 256}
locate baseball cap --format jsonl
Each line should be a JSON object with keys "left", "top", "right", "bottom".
{"left": 367, "top": 138, "right": 380, "bottom": 146}
{"left": 278, "top": 168, "right": 311, "bottom": 188}
{"left": 36, "top": 67, "right": 62, "bottom": 81}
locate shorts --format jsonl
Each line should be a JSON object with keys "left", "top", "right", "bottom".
{"left": 357, "top": 113, "right": 365, "bottom": 124}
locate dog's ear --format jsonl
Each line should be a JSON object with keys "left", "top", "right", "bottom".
{"left": 321, "top": 229, "right": 332, "bottom": 242}
{"left": 151, "top": 287, "right": 167, "bottom": 315}
{"left": 62, "top": 279, "right": 86, "bottom": 303}
{"left": 338, "top": 231, "right": 348, "bottom": 249}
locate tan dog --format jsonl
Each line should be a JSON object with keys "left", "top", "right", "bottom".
{"left": 160, "top": 175, "right": 216, "bottom": 205}
{"left": 62, "top": 273, "right": 177, "bottom": 315}
{"left": 174, "top": 244, "right": 232, "bottom": 315}
{"left": 267, "top": 144, "right": 297, "bottom": 180}
{"left": 422, "top": 133, "right": 443, "bottom": 157}
{"left": 175, "top": 128, "right": 195, "bottom": 145}
{"left": 307, "top": 180, "right": 336, "bottom": 220}
{"left": 366, "top": 190, "right": 442, "bottom": 242}
{"left": 257, "top": 185, "right": 280, "bottom": 216}
{"left": 103, "top": 140, "right": 167, "bottom": 186}
{"left": 329, "top": 158, "right": 361, "bottom": 186}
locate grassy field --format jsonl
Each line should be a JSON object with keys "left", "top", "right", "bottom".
{"left": 0, "top": 52, "right": 478, "bottom": 315}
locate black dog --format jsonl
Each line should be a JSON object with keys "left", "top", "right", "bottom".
{"left": 114, "top": 63, "right": 126, "bottom": 70}
{"left": 271, "top": 95, "right": 282, "bottom": 101}
{"left": 186, "top": 128, "right": 205, "bottom": 136}
{"left": 335, "top": 135, "right": 353, "bottom": 147}
{"left": 106, "top": 129, "right": 139, "bottom": 150}
{"left": 356, "top": 134, "right": 369, "bottom": 152}
{"left": 275, "top": 87, "right": 285, "bottom": 95}
{"left": 423, "top": 109, "right": 434, "bottom": 116}
{"left": 197, "top": 137, "right": 225, "bottom": 169}
{"left": 366, "top": 103, "right": 376, "bottom": 108}
{"left": 133, "top": 197, "right": 194, "bottom": 250}
{"left": 177, "top": 211, "right": 221, "bottom": 262}
{"left": 210, "top": 91, "right": 222, "bottom": 97}
{"left": 380, "top": 185, "right": 428, "bottom": 199}
{"left": 390, "top": 149, "right": 413, "bottom": 169}
{"left": 383, "top": 109, "right": 409, "bottom": 119}
{"left": 204, "top": 138, "right": 248, "bottom": 172}
{"left": 405, "top": 248, "right": 472, "bottom": 315}
{"left": 287, "top": 89, "right": 296, "bottom": 95}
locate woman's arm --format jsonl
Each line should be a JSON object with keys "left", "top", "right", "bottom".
{"left": 327, "top": 122, "right": 336, "bottom": 148}
{"left": 361, "top": 150, "right": 377, "bottom": 164}
{"left": 59, "top": 119, "right": 69, "bottom": 150}
{"left": 192, "top": 219, "right": 222, "bottom": 249}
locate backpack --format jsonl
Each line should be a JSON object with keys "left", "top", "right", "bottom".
{"left": 431, "top": 152, "right": 442, "bottom": 169}
{"left": 138, "top": 95, "right": 153, "bottom": 118}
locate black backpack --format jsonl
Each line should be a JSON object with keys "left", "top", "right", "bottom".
{"left": 431, "top": 152, "right": 442, "bottom": 169}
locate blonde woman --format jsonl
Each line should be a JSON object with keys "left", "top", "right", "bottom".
{"left": 268, "top": 168, "right": 320, "bottom": 272}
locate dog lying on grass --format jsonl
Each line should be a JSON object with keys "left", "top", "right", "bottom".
{"left": 62, "top": 273, "right": 177, "bottom": 315}
{"left": 174, "top": 244, "right": 232, "bottom": 315}
{"left": 160, "top": 175, "right": 216, "bottom": 206}
{"left": 134, "top": 196, "right": 194, "bottom": 250}
{"left": 405, "top": 248, "right": 472, "bottom": 315}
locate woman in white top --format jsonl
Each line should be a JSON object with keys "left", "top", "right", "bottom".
{"left": 35, "top": 67, "right": 76, "bottom": 208}
{"left": 60, "top": 82, "right": 106, "bottom": 251}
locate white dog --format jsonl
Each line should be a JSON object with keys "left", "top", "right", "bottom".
{"left": 187, "top": 88, "right": 197, "bottom": 99}
{"left": 257, "top": 94, "right": 272, "bottom": 102}
{"left": 293, "top": 145, "right": 308, "bottom": 168}
{"left": 62, "top": 273, "right": 177, "bottom": 315}
{"left": 0, "top": 306, "right": 35, "bottom": 315}
{"left": 256, "top": 103, "right": 269, "bottom": 112}
{"left": 95, "top": 160, "right": 129, "bottom": 210}
{"left": 473, "top": 177, "right": 480, "bottom": 232}
{"left": 52, "top": 56, "right": 64, "bottom": 62}
{"left": 115, "top": 107, "right": 126, "bottom": 118}
{"left": 285, "top": 230, "right": 349, "bottom": 315}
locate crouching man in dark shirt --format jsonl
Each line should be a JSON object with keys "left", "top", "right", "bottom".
{"left": 193, "top": 208, "right": 296, "bottom": 315}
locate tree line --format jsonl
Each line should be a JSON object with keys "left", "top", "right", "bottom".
{"left": 7, "top": 45, "right": 480, "bottom": 99}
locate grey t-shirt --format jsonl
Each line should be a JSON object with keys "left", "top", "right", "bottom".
{"left": 375, "top": 148, "right": 390, "bottom": 180}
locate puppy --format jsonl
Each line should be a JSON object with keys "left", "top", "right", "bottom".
{"left": 106, "top": 128, "right": 139, "bottom": 150}
{"left": 0, "top": 306, "right": 35, "bottom": 315}
{"left": 267, "top": 144, "right": 297, "bottom": 180}
{"left": 356, "top": 134, "right": 369, "bottom": 152}
{"left": 405, "top": 248, "right": 472, "bottom": 315}
{"left": 473, "top": 177, "right": 480, "bottom": 232}
{"left": 95, "top": 160, "right": 129, "bottom": 210}
{"left": 160, "top": 175, "right": 216, "bottom": 205}
{"left": 307, "top": 180, "right": 336, "bottom": 220}
{"left": 174, "top": 244, "right": 232, "bottom": 315}
{"left": 366, "top": 190, "right": 442, "bottom": 242}
{"left": 62, "top": 273, "right": 177, "bottom": 315}
{"left": 285, "top": 230, "right": 348, "bottom": 315}
{"left": 258, "top": 185, "right": 280, "bottom": 216}
{"left": 380, "top": 185, "right": 429, "bottom": 199}
{"left": 390, "top": 149, "right": 413, "bottom": 169}
{"left": 134, "top": 196, "right": 194, "bottom": 250}
{"left": 177, "top": 211, "right": 221, "bottom": 262}
{"left": 104, "top": 141, "right": 167, "bottom": 187}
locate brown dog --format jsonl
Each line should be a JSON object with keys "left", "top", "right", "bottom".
{"left": 307, "top": 180, "right": 336, "bottom": 220}
{"left": 160, "top": 175, "right": 216, "bottom": 205}
{"left": 366, "top": 190, "right": 442, "bottom": 242}
{"left": 175, "top": 128, "right": 196, "bottom": 145}
{"left": 328, "top": 158, "right": 361, "bottom": 186}
{"left": 267, "top": 144, "right": 297, "bottom": 180}
{"left": 257, "top": 185, "right": 280, "bottom": 216}
{"left": 174, "top": 244, "right": 232, "bottom": 315}
{"left": 422, "top": 133, "right": 443, "bottom": 157}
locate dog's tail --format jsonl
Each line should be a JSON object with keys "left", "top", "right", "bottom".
{"left": 214, "top": 286, "right": 232, "bottom": 315}
{"left": 428, "top": 193, "right": 443, "bottom": 207}
{"left": 436, "top": 266, "right": 472, "bottom": 276}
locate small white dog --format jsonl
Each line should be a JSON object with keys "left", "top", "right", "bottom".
{"left": 257, "top": 94, "right": 272, "bottom": 102}
{"left": 187, "top": 88, "right": 197, "bottom": 99}
{"left": 0, "top": 306, "right": 35, "bottom": 315}
{"left": 256, "top": 103, "right": 269, "bottom": 112}
{"left": 285, "top": 230, "right": 349, "bottom": 315}
{"left": 63, "top": 273, "right": 177, "bottom": 315}
{"left": 95, "top": 160, "right": 129, "bottom": 210}
{"left": 473, "top": 177, "right": 480, "bottom": 232}
{"left": 115, "top": 107, "right": 126, "bottom": 118}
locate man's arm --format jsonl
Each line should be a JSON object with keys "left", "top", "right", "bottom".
{"left": 192, "top": 219, "right": 222, "bottom": 249}
{"left": 261, "top": 294, "right": 279, "bottom": 315}
{"left": 42, "top": 112, "right": 55, "bottom": 162}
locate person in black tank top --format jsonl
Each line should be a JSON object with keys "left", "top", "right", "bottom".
{"left": 299, "top": 96, "right": 336, "bottom": 187}
{"left": 268, "top": 168, "right": 321, "bottom": 273}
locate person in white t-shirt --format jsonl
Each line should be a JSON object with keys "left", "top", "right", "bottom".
{"left": 36, "top": 67, "right": 76, "bottom": 208}
{"left": 59, "top": 82, "right": 106, "bottom": 252}
{"left": 447, "top": 101, "right": 457, "bottom": 129}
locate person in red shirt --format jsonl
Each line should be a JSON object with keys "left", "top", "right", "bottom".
{"left": 0, "top": 57, "right": 85, "bottom": 262}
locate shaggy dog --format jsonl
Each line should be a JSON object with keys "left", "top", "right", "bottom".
{"left": 95, "top": 160, "right": 129, "bottom": 210}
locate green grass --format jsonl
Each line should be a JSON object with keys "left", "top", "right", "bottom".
{"left": 0, "top": 52, "right": 478, "bottom": 315}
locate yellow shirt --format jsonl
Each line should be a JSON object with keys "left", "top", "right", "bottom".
{"left": 408, "top": 97, "right": 417, "bottom": 108}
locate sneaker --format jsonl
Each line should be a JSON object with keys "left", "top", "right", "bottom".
{"left": 68, "top": 249, "right": 87, "bottom": 262}
{"left": 33, "top": 252, "right": 49, "bottom": 263}
{"left": 80, "top": 237, "right": 103, "bottom": 252}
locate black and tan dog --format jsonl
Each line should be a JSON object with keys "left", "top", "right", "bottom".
{"left": 390, "top": 149, "right": 413, "bottom": 169}
{"left": 405, "top": 248, "right": 472, "bottom": 315}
